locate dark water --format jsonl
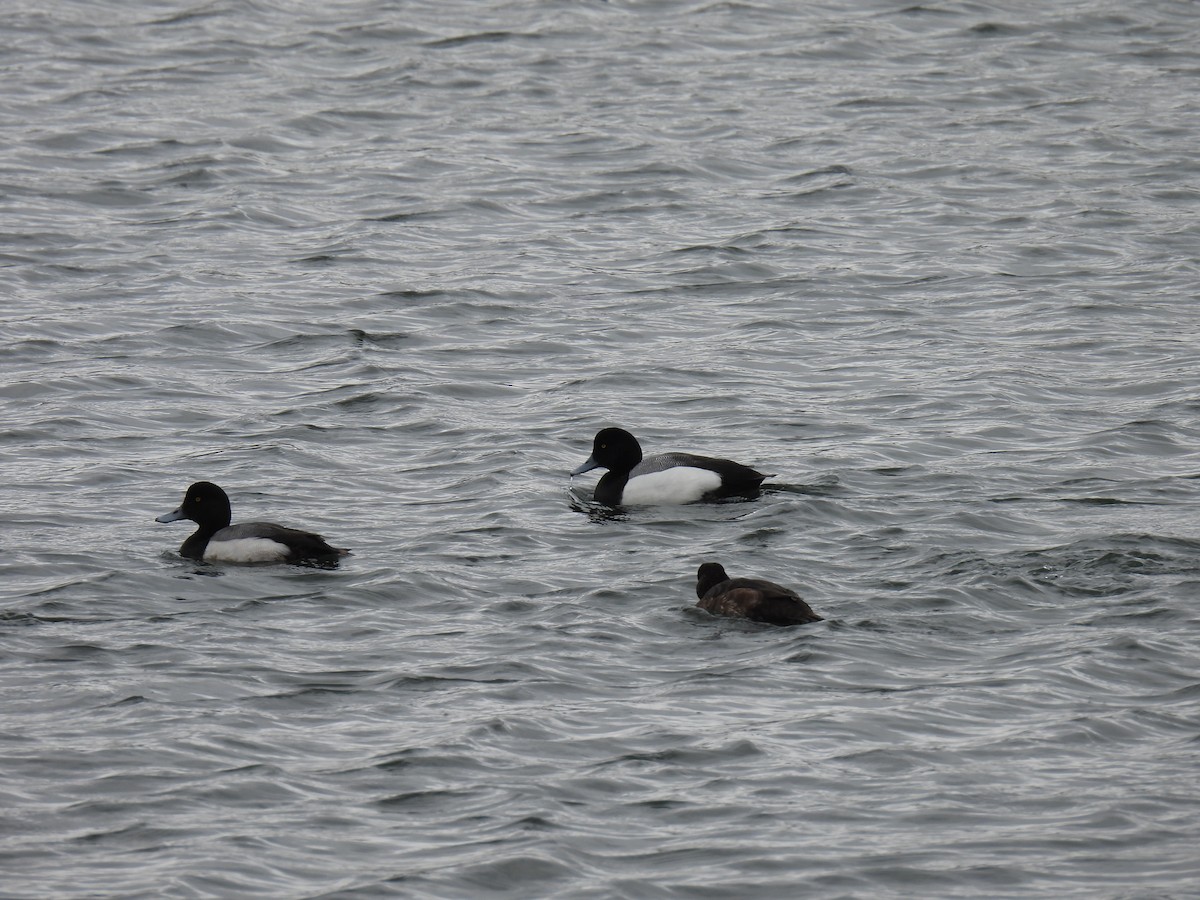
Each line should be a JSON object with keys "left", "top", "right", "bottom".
{"left": 2, "top": 0, "right": 1199, "bottom": 896}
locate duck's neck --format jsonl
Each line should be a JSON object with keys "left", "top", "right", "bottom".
{"left": 179, "top": 518, "right": 226, "bottom": 560}
{"left": 180, "top": 529, "right": 212, "bottom": 560}
{"left": 594, "top": 470, "right": 630, "bottom": 506}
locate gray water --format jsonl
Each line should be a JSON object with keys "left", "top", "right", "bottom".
{"left": 2, "top": 0, "right": 1199, "bottom": 896}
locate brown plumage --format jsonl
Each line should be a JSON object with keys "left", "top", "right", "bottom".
{"left": 695, "top": 562, "right": 822, "bottom": 627}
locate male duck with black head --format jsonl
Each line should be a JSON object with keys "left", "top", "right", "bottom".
{"left": 156, "top": 481, "right": 350, "bottom": 566}
{"left": 572, "top": 427, "right": 769, "bottom": 506}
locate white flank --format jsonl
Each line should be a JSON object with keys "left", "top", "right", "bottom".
{"left": 205, "top": 538, "right": 291, "bottom": 563}
{"left": 620, "top": 466, "right": 723, "bottom": 505}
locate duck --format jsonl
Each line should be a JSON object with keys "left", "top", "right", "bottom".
{"left": 695, "top": 562, "right": 821, "bottom": 626}
{"left": 156, "top": 481, "right": 350, "bottom": 565}
{"left": 571, "top": 427, "right": 768, "bottom": 505}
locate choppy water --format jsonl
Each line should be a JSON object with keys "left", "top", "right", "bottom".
{"left": 3, "top": 0, "right": 1200, "bottom": 896}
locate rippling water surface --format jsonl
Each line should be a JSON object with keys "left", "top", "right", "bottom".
{"left": 2, "top": 0, "right": 1199, "bottom": 896}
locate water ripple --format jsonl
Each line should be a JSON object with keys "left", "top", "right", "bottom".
{"left": 2, "top": 0, "right": 1199, "bottom": 896}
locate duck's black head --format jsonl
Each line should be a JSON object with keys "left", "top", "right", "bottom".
{"left": 696, "top": 562, "right": 730, "bottom": 598}
{"left": 571, "top": 427, "right": 644, "bottom": 476}
{"left": 156, "top": 481, "right": 233, "bottom": 531}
